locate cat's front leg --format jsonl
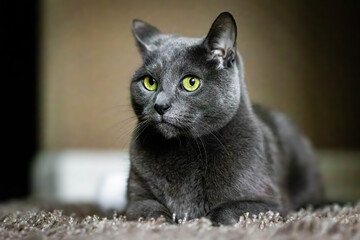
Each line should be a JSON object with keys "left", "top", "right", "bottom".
{"left": 126, "top": 199, "right": 173, "bottom": 222}
{"left": 206, "top": 200, "right": 282, "bottom": 226}
{"left": 126, "top": 168, "right": 173, "bottom": 222}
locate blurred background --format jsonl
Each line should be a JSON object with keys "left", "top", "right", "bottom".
{"left": 3, "top": 0, "right": 359, "bottom": 206}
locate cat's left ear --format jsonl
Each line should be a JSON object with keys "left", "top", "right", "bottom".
{"left": 132, "top": 19, "right": 161, "bottom": 54}
{"left": 203, "top": 12, "right": 237, "bottom": 68}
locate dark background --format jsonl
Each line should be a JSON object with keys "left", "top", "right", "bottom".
{"left": 1, "top": 1, "right": 359, "bottom": 202}
{"left": 3, "top": 1, "right": 39, "bottom": 201}
{"left": 301, "top": 1, "right": 360, "bottom": 149}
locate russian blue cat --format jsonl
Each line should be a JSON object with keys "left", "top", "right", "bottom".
{"left": 125, "top": 12, "right": 323, "bottom": 225}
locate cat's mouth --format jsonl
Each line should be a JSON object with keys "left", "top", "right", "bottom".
{"left": 158, "top": 117, "right": 177, "bottom": 128}
{"left": 154, "top": 117, "right": 181, "bottom": 138}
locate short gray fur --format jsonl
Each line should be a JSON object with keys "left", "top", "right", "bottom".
{"left": 125, "top": 12, "right": 323, "bottom": 225}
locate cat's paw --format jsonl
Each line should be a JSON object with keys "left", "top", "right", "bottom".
{"left": 126, "top": 210, "right": 173, "bottom": 223}
{"left": 126, "top": 200, "right": 173, "bottom": 223}
{"left": 207, "top": 201, "right": 282, "bottom": 226}
{"left": 146, "top": 211, "right": 174, "bottom": 223}
{"left": 206, "top": 208, "right": 239, "bottom": 226}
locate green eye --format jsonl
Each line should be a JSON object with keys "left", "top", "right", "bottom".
{"left": 182, "top": 76, "right": 200, "bottom": 92}
{"left": 143, "top": 76, "right": 157, "bottom": 91}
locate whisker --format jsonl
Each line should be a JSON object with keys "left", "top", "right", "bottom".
{"left": 184, "top": 122, "right": 208, "bottom": 175}
{"left": 182, "top": 123, "right": 203, "bottom": 162}
{"left": 95, "top": 116, "right": 138, "bottom": 146}
{"left": 132, "top": 120, "right": 150, "bottom": 143}
{"left": 196, "top": 121, "right": 231, "bottom": 159}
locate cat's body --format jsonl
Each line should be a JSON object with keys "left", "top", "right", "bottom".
{"left": 126, "top": 12, "right": 323, "bottom": 225}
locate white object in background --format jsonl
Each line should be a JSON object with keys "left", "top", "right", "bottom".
{"left": 97, "top": 171, "right": 129, "bottom": 211}
{"left": 32, "top": 150, "right": 130, "bottom": 211}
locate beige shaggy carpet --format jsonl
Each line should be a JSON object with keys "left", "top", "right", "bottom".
{"left": 0, "top": 201, "right": 359, "bottom": 240}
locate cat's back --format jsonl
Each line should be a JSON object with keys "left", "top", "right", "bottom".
{"left": 252, "top": 104, "right": 295, "bottom": 146}
{"left": 252, "top": 103, "right": 323, "bottom": 209}
{"left": 252, "top": 103, "right": 309, "bottom": 159}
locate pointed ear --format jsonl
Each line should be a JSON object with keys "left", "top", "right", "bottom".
{"left": 203, "top": 12, "right": 237, "bottom": 68}
{"left": 132, "top": 19, "right": 161, "bottom": 54}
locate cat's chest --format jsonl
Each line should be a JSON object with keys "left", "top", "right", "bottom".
{"left": 135, "top": 146, "right": 211, "bottom": 218}
{"left": 131, "top": 139, "right": 245, "bottom": 219}
{"left": 160, "top": 172, "right": 208, "bottom": 220}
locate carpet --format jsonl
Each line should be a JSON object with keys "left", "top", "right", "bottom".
{"left": 0, "top": 201, "right": 359, "bottom": 240}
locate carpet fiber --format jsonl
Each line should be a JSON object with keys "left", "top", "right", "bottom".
{"left": 0, "top": 201, "right": 359, "bottom": 240}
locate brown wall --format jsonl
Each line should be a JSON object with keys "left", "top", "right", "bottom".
{"left": 40, "top": 0, "right": 359, "bottom": 150}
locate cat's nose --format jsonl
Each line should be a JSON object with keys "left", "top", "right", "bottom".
{"left": 154, "top": 103, "right": 170, "bottom": 115}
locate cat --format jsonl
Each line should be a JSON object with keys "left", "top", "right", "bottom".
{"left": 125, "top": 12, "right": 323, "bottom": 225}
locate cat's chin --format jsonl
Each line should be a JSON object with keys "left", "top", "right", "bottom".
{"left": 155, "top": 122, "right": 181, "bottom": 139}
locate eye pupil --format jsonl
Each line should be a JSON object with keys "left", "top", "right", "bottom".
{"left": 149, "top": 78, "right": 155, "bottom": 85}
{"left": 182, "top": 76, "right": 200, "bottom": 92}
{"left": 143, "top": 76, "right": 157, "bottom": 91}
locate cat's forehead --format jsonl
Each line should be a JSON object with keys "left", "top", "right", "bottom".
{"left": 156, "top": 35, "right": 201, "bottom": 50}
{"left": 143, "top": 35, "right": 203, "bottom": 74}
{"left": 151, "top": 36, "right": 201, "bottom": 61}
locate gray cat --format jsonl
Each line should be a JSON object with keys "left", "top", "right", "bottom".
{"left": 125, "top": 12, "right": 323, "bottom": 225}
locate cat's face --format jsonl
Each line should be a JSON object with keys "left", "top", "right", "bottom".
{"left": 130, "top": 12, "right": 242, "bottom": 139}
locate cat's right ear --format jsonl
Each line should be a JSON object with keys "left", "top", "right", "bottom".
{"left": 132, "top": 19, "right": 160, "bottom": 54}
{"left": 203, "top": 12, "right": 237, "bottom": 68}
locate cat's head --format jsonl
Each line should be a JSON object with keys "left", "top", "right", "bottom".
{"left": 130, "top": 12, "right": 243, "bottom": 139}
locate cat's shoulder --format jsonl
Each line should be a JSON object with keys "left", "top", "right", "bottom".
{"left": 251, "top": 102, "right": 299, "bottom": 138}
